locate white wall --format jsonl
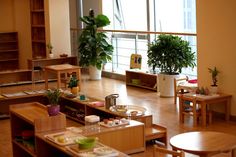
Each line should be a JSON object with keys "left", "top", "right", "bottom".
{"left": 49, "top": 0, "right": 71, "bottom": 57}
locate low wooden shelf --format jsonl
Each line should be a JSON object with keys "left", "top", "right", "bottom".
{"left": 10, "top": 102, "right": 66, "bottom": 157}
{"left": 126, "top": 70, "right": 157, "bottom": 91}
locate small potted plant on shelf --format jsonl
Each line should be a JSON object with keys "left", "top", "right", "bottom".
{"left": 46, "top": 42, "right": 53, "bottom": 58}
{"left": 45, "top": 88, "right": 61, "bottom": 116}
{"left": 68, "top": 75, "right": 79, "bottom": 95}
{"left": 147, "top": 34, "right": 196, "bottom": 97}
{"left": 208, "top": 66, "right": 220, "bottom": 94}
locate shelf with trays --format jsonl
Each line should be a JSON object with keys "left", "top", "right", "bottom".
{"left": 0, "top": 32, "right": 19, "bottom": 71}
{"left": 126, "top": 70, "right": 158, "bottom": 91}
{"left": 10, "top": 102, "right": 66, "bottom": 157}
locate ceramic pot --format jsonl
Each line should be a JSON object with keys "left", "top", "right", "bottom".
{"left": 49, "top": 53, "right": 54, "bottom": 58}
{"left": 71, "top": 86, "right": 79, "bottom": 95}
{"left": 158, "top": 73, "right": 179, "bottom": 97}
{"left": 210, "top": 86, "right": 218, "bottom": 95}
{"left": 89, "top": 65, "right": 102, "bottom": 80}
{"left": 47, "top": 105, "right": 60, "bottom": 116}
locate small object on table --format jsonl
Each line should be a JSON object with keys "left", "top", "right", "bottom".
{"left": 75, "top": 137, "right": 97, "bottom": 149}
{"left": 85, "top": 115, "right": 100, "bottom": 125}
{"left": 60, "top": 53, "right": 68, "bottom": 57}
{"left": 89, "top": 101, "right": 104, "bottom": 107}
{"left": 80, "top": 94, "right": 86, "bottom": 100}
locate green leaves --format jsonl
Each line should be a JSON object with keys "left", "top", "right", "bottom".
{"left": 78, "top": 10, "right": 113, "bottom": 70}
{"left": 147, "top": 34, "right": 196, "bottom": 74}
{"left": 46, "top": 89, "right": 61, "bottom": 105}
{"left": 208, "top": 67, "right": 220, "bottom": 86}
{"left": 68, "top": 75, "right": 79, "bottom": 88}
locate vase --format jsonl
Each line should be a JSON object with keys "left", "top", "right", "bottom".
{"left": 47, "top": 105, "right": 60, "bottom": 116}
{"left": 71, "top": 86, "right": 79, "bottom": 95}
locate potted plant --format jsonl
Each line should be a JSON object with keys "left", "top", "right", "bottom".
{"left": 45, "top": 88, "right": 61, "bottom": 116}
{"left": 46, "top": 42, "right": 53, "bottom": 58}
{"left": 208, "top": 66, "right": 220, "bottom": 94}
{"left": 78, "top": 9, "right": 113, "bottom": 80}
{"left": 68, "top": 75, "right": 79, "bottom": 95}
{"left": 147, "top": 34, "right": 196, "bottom": 97}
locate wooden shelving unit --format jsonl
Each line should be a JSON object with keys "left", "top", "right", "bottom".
{"left": 126, "top": 70, "right": 157, "bottom": 91}
{"left": 10, "top": 102, "right": 66, "bottom": 157}
{"left": 30, "top": 0, "right": 47, "bottom": 59}
{"left": 0, "top": 32, "right": 19, "bottom": 71}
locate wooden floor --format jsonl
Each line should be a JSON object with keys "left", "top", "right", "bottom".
{"left": 1, "top": 76, "right": 236, "bottom": 157}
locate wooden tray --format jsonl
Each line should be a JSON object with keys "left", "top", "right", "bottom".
{"left": 98, "top": 120, "right": 129, "bottom": 128}
{"left": 66, "top": 144, "right": 119, "bottom": 157}
{"left": 45, "top": 131, "right": 85, "bottom": 146}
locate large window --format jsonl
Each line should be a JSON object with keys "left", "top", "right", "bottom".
{"left": 102, "top": 0, "right": 197, "bottom": 77}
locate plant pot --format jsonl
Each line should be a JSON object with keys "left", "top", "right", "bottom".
{"left": 47, "top": 105, "right": 60, "bottom": 116}
{"left": 158, "top": 73, "right": 179, "bottom": 97}
{"left": 209, "top": 86, "right": 218, "bottom": 95}
{"left": 71, "top": 86, "right": 79, "bottom": 95}
{"left": 49, "top": 53, "right": 54, "bottom": 58}
{"left": 89, "top": 66, "right": 102, "bottom": 80}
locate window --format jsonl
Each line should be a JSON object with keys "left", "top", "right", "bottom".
{"left": 102, "top": 0, "right": 196, "bottom": 77}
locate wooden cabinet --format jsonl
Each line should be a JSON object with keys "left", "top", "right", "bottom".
{"left": 10, "top": 102, "right": 66, "bottom": 157}
{"left": 0, "top": 32, "right": 19, "bottom": 71}
{"left": 30, "top": 0, "right": 47, "bottom": 59}
{"left": 126, "top": 70, "right": 157, "bottom": 91}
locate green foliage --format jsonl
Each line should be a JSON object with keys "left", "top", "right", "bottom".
{"left": 78, "top": 9, "right": 113, "bottom": 70}
{"left": 45, "top": 89, "right": 61, "bottom": 105}
{"left": 147, "top": 34, "right": 196, "bottom": 74}
{"left": 208, "top": 67, "right": 220, "bottom": 86}
{"left": 68, "top": 75, "right": 79, "bottom": 88}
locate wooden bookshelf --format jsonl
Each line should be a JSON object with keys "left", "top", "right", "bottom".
{"left": 0, "top": 32, "right": 19, "bottom": 71}
{"left": 30, "top": 0, "right": 47, "bottom": 59}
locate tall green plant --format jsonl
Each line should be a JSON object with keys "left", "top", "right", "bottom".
{"left": 78, "top": 9, "right": 113, "bottom": 70}
{"left": 147, "top": 34, "right": 196, "bottom": 74}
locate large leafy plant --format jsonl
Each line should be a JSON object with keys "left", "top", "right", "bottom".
{"left": 78, "top": 9, "right": 113, "bottom": 70}
{"left": 147, "top": 34, "right": 196, "bottom": 75}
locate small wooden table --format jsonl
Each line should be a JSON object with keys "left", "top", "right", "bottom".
{"left": 170, "top": 131, "right": 236, "bottom": 157}
{"left": 44, "top": 64, "right": 81, "bottom": 89}
{"left": 179, "top": 93, "right": 232, "bottom": 127}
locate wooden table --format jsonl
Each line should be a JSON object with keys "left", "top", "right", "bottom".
{"left": 179, "top": 93, "right": 232, "bottom": 127}
{"left": 170, "top": 131, "right": 236, "bottom": 157}
{"left": 44, "top": 64, "right": 81, "bottom": 89}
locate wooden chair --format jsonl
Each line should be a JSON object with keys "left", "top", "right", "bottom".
{"left": 153, "top": 145, "right": 185, "bottom": 157}
{"left": 174, "top": 76, "right": 189, "bottom": 104}
{"left": 179, "top": 94, "right": 212, "bottom": 126}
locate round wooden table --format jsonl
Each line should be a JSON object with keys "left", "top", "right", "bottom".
{"left": 170, "top": 131, "right": 236, "bottom": 157}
